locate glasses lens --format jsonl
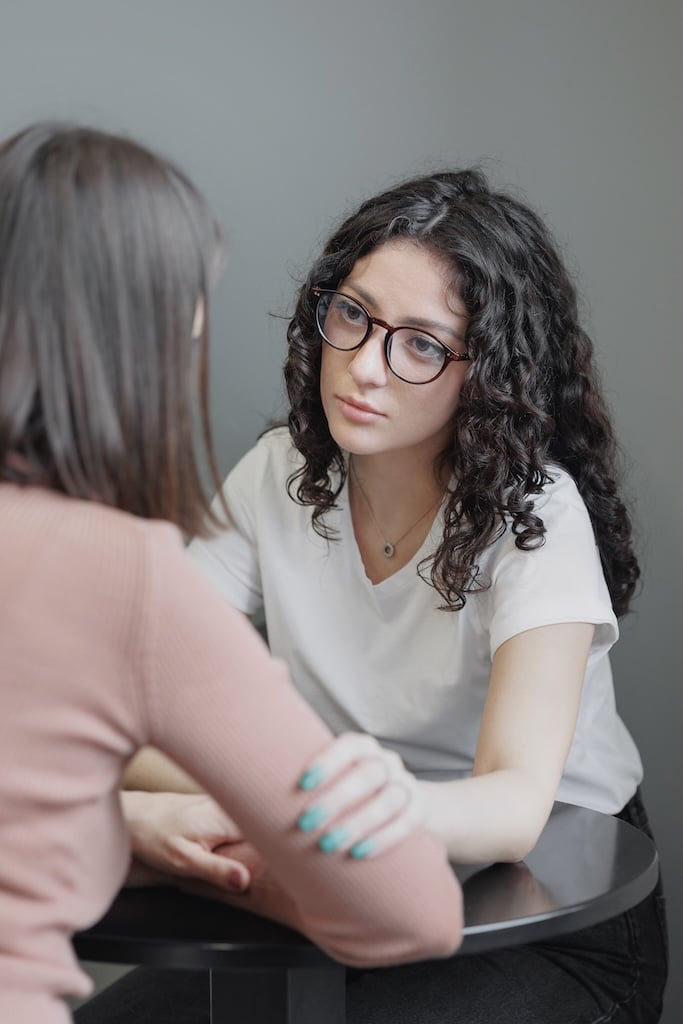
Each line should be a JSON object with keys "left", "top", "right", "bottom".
{"left": 387, "top": 329, "right": 448, "bottom": 384}
{"left": 316, "top": 292, "right": 369, "bottom": 350}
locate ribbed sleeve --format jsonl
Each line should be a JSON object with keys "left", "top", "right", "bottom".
{"left": 0, "top": 485, "right": 461, "bottom": 1024}
{"left": 141, "top": 525, "right": 463, "bottom": 966}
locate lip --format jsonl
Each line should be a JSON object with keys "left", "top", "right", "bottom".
{"left": 336, "top": 395, "right": 384, "bottom": 422}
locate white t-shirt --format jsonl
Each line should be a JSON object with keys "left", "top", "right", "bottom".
{"left": 188, "top": 427, "right": 642, "bottom": 813}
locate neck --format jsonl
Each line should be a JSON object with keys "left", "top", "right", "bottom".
{"left": 348, "top": 452, "right": 447, "bottom": 573}
{"left": 349, "top": 449, "right": 446, "bottom": 515}
{"left": 349, "top": 449, "right": 447, "bottom": 557}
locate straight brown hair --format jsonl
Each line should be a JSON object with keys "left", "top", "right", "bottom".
{"left": 0, "top": 122, "right": 228, "bottom": 536}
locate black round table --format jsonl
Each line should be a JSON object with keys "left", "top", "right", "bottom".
{"left": 74, "top": 803, "right": 659, "bottom": 1024}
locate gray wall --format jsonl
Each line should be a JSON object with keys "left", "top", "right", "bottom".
{"left": 2, "top": 0, "right": 681, "bottom": 1018}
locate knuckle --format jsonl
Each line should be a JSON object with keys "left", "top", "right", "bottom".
{"left": 334, "top": 775, "right": 362, "bottom": 808}
{"left": 388, "top": 782, "right": 410, "bottom": 812}
{"left": 355, "top": 733, "right": 380, "bottom": 755}
{"left": 167, "top": 849, "right": 189, "bottom": 871}
{"left": 336, "top": 732, "right": 356, "bottom": 748}
{"left": 362, "top": 760, "right": 387, "bottom": 788}
{"left": 387, "top": 750, "right": 404, "bottom": 770}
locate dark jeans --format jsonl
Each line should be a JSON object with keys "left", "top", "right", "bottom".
{"left": 75, "top": 790, "right": 668, "bottom": 1024}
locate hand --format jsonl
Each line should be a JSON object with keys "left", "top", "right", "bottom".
{"left": 122, "top": 791, "right": 251, "bottom": 892}
{"left": 296, "top": 733, "right": 424, "bottom": 859}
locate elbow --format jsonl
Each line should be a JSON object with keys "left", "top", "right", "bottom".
{"left": 312, "top": 877, "right": 464, "bottom": 969}
{"left": 490, "top": 821, "right": 540, "bottom": 863}
{"left": 494, "top": 807, "right": 548, "bottom": 863}
{"left": 491, "top": 776, "right": 554, "bottom": 863}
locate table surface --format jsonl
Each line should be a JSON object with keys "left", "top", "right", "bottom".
{"left": 75, "top": 802, "right": 659, "bottom": 968}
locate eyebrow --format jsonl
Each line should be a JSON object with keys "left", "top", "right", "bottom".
{"left": 343, "top": 281, "right": 468, "bottom": 344}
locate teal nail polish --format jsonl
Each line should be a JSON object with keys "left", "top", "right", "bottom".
{"left": 298, "top": 765, "right": 325, "bottom": 791}
{"left": 318, "top": 827, "right": 349, "bottom": 853}
{"left": 350, "top": 839, "right": 376, "bottom": 860}
{"left": 297, "top": 806, "right": 327, "bottom": 832}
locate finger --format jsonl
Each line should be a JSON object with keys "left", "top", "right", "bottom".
{"left": 213, "top": 845, "right": 252, "bottom": 891}
{"left": 297, "top": 733, "right": 382, "bottom": 792}
{"left": 315, "top": 781, "right": 416, "bottom": 855}
{"left": 174, "top": 838, "right": 250, "bottom": 891}
{"left": 179, "top": 795, "right": 244, "bottom": 844}
{"left": 297, "top": 757, "right": 391, "bottom": 835}
{"left": 348, "top": 795, "right": 424, "bottom": 859}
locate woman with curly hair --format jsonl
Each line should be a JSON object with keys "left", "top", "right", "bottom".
{"left": 103, "top": 170, "right": 668, "bottom": 1024}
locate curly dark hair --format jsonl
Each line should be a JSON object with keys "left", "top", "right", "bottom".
{"left": 284, "top": 169, "right": 640, "bottom": 617}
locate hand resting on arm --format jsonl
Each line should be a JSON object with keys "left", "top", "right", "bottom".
{"left": 134, "top": 527, "right": 463, "bottom": 967}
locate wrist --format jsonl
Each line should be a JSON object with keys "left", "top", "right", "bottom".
{"left": 416, "top": 780, "right": 443, "bottom": 841}
{"left": 120, "top": 789, "right": 177, "bottom": 857}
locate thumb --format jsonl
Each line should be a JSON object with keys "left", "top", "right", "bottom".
{"left": 175, "top": 838, "right": 251, "bottom": 892}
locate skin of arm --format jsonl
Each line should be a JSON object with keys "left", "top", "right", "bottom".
{"left": 124, "top": 746, "right": 202, "bottom": 793}
{"left": 124, "top": 621, "right": 594, "bottom": 870}
{"left": 418, "top": 621, "right": 595, "bottom": 863}
{"left": 121, "top": 790, "right": 250, "bottom": 891}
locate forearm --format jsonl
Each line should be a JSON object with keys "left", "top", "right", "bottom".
{"left": 427, "top": 624, "right": 594, "bottom": 864}
{"left": 175, "top": 842, "right": 306, "bottom": 931}
{"left": 124, "top": 746, "right": 203, "bottom": 793}
{"left": 120, "top": 791, "right": 176, "bottom": 887}
{"left": 419, "top": 768, "right": 555, "bottom": 864}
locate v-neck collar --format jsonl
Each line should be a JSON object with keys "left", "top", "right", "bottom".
{"left": 339, "top": 471, "right": 445, "bottom": 598}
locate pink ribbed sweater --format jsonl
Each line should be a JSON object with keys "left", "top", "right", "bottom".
{"left": 0, "top": 484, "right": 462, "bottom": 1023}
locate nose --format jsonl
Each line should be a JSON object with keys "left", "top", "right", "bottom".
{"left": 347, "top": 323, "right": 389, "bottom": 388}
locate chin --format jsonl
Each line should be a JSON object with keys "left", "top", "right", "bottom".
{"left": 324, "top": 416, "right": 373, "bottom": 450}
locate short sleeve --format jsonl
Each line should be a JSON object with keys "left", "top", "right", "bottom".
{"left": 187, "top": 445, "right": 264, "bottom": 615}
{"left": 484, "top": 470, "right": 619, "bottom": 662}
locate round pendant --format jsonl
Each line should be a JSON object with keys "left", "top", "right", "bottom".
{"left": 383, "top": 542, "right": 395, "bottom": 558}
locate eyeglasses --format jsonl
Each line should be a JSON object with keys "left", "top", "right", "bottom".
{"left": 312, "top": 287, "right": 471, "bottom": 385}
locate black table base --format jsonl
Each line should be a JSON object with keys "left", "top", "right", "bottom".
{"left": 210, "top": 965, "right": 345, "bottom": 1024}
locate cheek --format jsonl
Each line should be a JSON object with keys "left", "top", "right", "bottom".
{"left": 319, "top": 348, "right": 332, "bottom": 399}
{"left": 319, "top": 347, "right": 342, "bottom": 414}
{"left": 419, "top": 376, "right": 464, "bottom": 430}
{"left": 320, "top": 346, "right": 349, "bottom": 392}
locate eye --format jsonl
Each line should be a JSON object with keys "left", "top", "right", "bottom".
{"left": 402, "top": 332, "right": 445, "bottom": 363}
{"left": 333, "top": 297, "right": 365, "bottom": 325}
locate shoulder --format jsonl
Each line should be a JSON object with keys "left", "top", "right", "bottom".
{"left": 57, "top": 498, "right": 188, "bottom": 597}
{"left": 1, "top": 488, "right": 188, "bottom": 635}
{"left": 479, "top": 467, "right": 593, "bottom": 569}
{"left": 536, "top": 464, "right": 587, "bottom": 507}
{"left": 223, "top": 427, "right": 302, "bottom": 510}
{"left": 530, "top": 465, "right": 596, "bottom": 538}
{"left": 486, "top": 465, "right": 598, "bottom": 568}
{"left": 233, "top": 426, "right": 301, "bottom": 478}
{"left": 25, "top": 488, "right": 185, "bottom": 564}
{"left": 482, "top": 465, "right": 617, "bottom": 650}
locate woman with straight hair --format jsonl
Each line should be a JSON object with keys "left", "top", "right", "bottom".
{"left": 107, "top": 168, "right": 668, "bottom": 1023}
{"left": 0, "top": 124, "right": 464, "bottom": 1024}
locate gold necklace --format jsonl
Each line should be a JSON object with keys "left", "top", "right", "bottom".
{"left": 350, "top": 460, "right": 444, "bottom": 559}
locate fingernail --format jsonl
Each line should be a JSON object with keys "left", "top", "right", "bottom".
{"left": 350, "top": 839, "right": 376, "bottom": 860}
{"left": 318, "top": 827, "right": 349, "bottom": 853}
{"left": 298, "top": 765, "right": 325, "bottom": 791}
{"left": 297, "top": 806, "right": 327, "bottom": 832}
{"left": 227, "top": 870, "right": 247, "bottom": 891}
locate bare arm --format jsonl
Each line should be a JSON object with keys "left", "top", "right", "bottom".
{"left": 128, "top": 618, "right": 592, "bottom": 868}
{"left": 124, "top": 747, "right": 202, "bottom": 793}
{"left": 418, "top": 621, "right": 594, "bottom": 863}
